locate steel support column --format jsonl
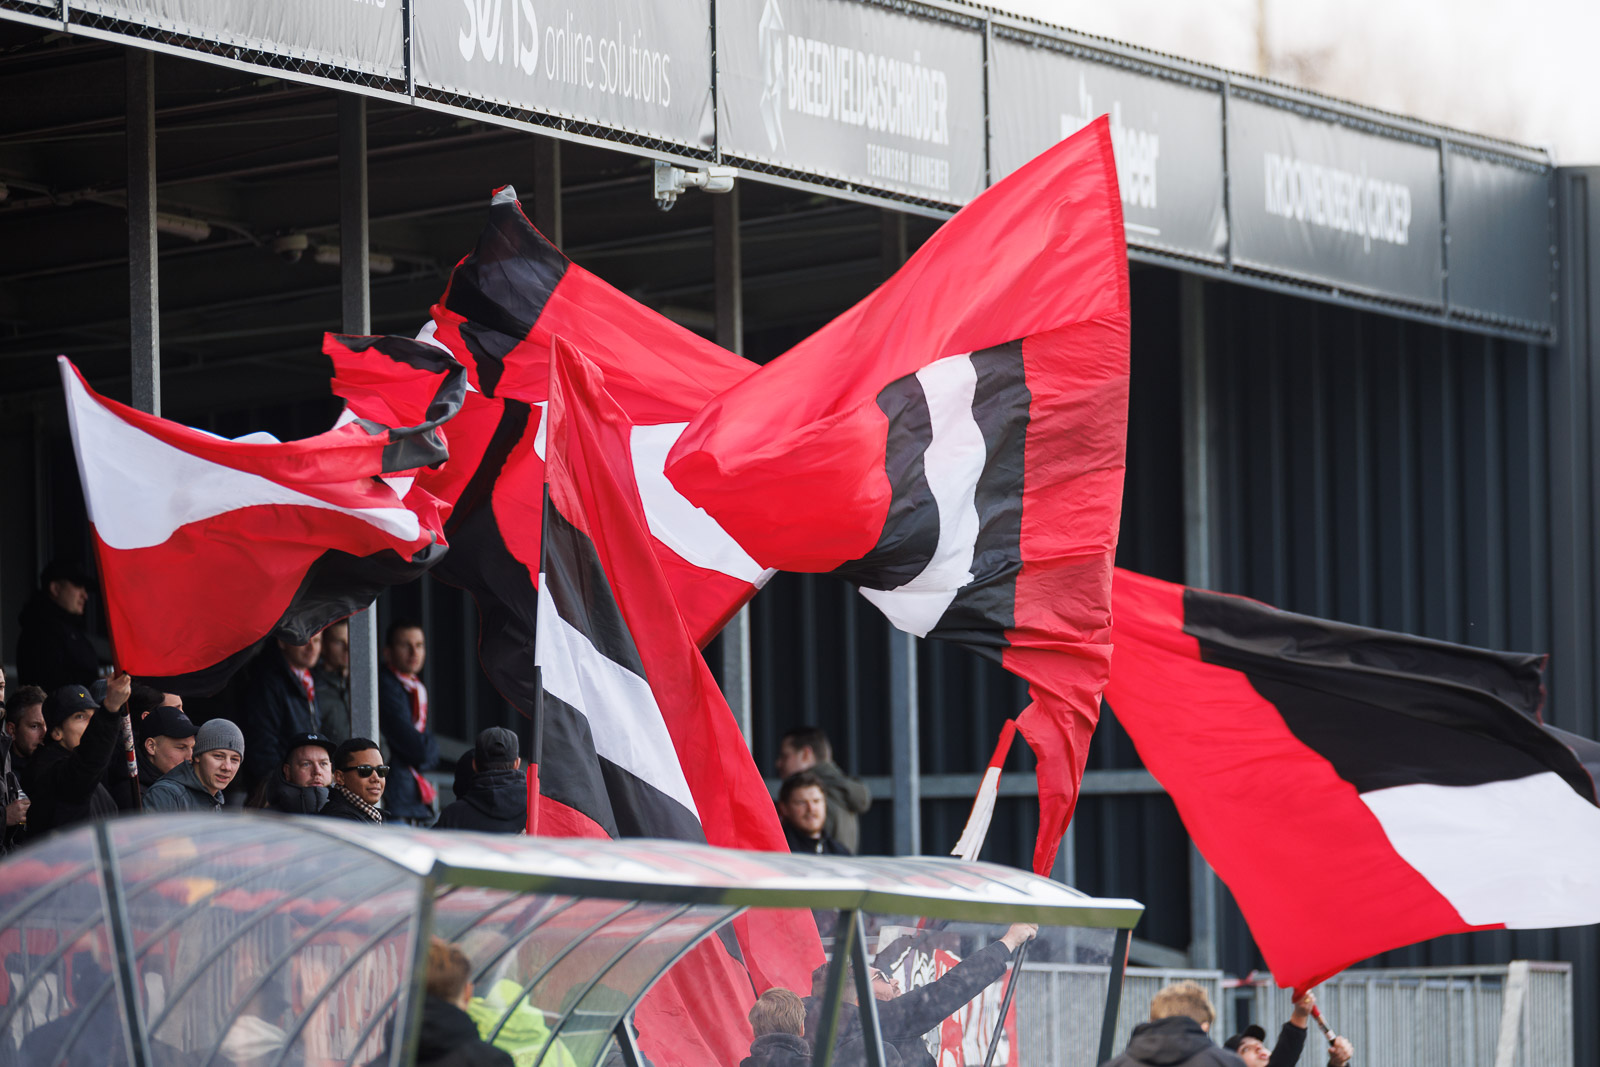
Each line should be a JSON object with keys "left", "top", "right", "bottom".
{"left": 1181, "top": 273, "right": 1219, "bottom": 970}
{"left": 713, "top": 185, "right": 753, "bottom": 742}
{"left": 340, "top": 93, "right": 380, "bottom": 743}
{"left": 127, "top": 49, "right": 159, "bottom": 415}
{"left": 533, "top": 137, "right": 562, "bottom": 246}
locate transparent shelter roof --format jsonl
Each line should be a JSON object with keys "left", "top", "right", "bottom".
{"left": 0, "top": 816, "right": 1144, "bottom": 1067}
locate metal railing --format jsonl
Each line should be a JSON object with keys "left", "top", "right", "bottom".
{"left": 1236, "top": 964, "right": 1573, "bottom": 1067}
{"left": 1013, "top": 964, "right": 1225, "bottom": 1067}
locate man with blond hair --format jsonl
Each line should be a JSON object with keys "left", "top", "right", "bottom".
{"left": 1099, "top": 980, "right": 1243, "bottom": 1067}
{"left": 742, "top": 988, "right": 808, "bottom": 1067}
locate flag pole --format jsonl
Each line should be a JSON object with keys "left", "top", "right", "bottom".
{"left": 527, "top": 479, "right": 550, "bottom": 836}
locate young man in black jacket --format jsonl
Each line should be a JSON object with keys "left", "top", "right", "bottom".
{"left": 238, "top": 633, "right": 323, "bottom": 791}
{"left": 414, "top": 939, "right": 514, "bottom": 1067}
{"left": 15, "top": 560, "right": 104, "bottom": 693}
{"left": 20, "top": 676, "right": 131, "bottom": 839}
{"left": 320, "top": 737, "right": 390, "bottom": 823}
{"left": 778, "top": 773, "right": 849, "bottom": 855}
{"left": 1100, "top": 980, "right": 1243, "bottom": 1067}
{"left": 435, "top": 727, "right": 526, "bottom": 833}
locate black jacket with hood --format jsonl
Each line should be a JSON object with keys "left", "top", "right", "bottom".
{"left": 19, "top": 702, "right": 126, "bottom": 838}
{"left": 413, "top": 995, "right": 514, "bottom": 1067}
{"left": 16, "top": 593, "right": 101, "bottom": 693}
{"left": 434, "top": 767, "right": 526, "bottom": 833}
{"left": 1100, "top": 1017, "right": 1246, "bottom": 1067}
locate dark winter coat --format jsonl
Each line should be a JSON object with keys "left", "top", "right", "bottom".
{"left": 15, "top": 593, "right": 102, "bottom": 693}
{"left": 1100, "top": 1017, "right": 1246, "bottom": 1067}
{"left": 19, "top": 705, "right": 126, "bottom": 837}
{"left": 260, "top": 774, "right": 329, "bottom": 815}
{"left": 810, "top": 941, "right": 1016, "bottom": 1067}
{"left": 740, "top": 1033, "right": 811, "bottom": 1067}
{"left": 143, "top": 761, "right": 225, "bottom": 813}
{"left": 808, "top": 759, "right": 872, "bottom": 854}
{"left": 414, "top": 996, "right": 515, "bottom": 1067}
{"left": 320, "top": 787, "right": 387, "bottom": 823}
{"left": 1, "top": 737, "right": 24, "bottom": 855}
{"left": 313, "top": 665, "right": 351, "bottom": 742}
{"left": 378, "top": 668, "right": 441, "bottom": 821}
{"left": 237, "top": 648, "right": 320, "bottom": 790}
{"left": 434, "top": 767, "right": 526, "bottom": 833}
{"left": 1263, "top": 1021, "right": 1308, "bottom": 1067}
{"left": 784, "top": 821, "right": 850, "bottom": 855}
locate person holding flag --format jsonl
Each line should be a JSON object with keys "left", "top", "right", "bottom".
{"left": 1222, "top": 994, "right": 1353, "bottom": 1067}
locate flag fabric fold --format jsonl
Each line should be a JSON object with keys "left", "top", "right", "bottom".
{"left": 665, "top": 118, "right": 1131, "bottom": 874}
{"left": 59, "top": 348, "right": 463, "bottom": 691}
{"left": 538, "top": 335, "right": 821, "bottom": 1064}
{"left": 1105, "top": 566, "right": 1600, "bottom": 993}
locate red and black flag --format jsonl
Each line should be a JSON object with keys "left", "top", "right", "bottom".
{"left": 666, "top": 118, "right": 1131, "bottom": 874}
{"left": 537, "top": 336, "right": 821, "bottom": 1064}
{"left": 59, "top": 345, "right": 463, "bottom": 692}
{"left": 1106, "top": 567, "right": 1600, "bottom": 993}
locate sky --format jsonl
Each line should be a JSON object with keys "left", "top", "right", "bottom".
{"left": 992, "top": 0, "right": 1600, "bottom": 165}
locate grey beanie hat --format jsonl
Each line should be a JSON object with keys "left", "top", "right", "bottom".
{"left": 194, "top": 718, "right": 245, "bottom": 757}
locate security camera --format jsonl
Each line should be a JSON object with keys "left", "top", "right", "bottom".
{"left": 272, "top": 233, "right": 310, "bottom": 263}
{"left": 653, "top": 161, "right": 738, "bottom": 211}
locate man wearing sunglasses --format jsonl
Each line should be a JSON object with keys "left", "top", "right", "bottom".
{"left": 320, "top": 737, "right": 390, "bottom": 823}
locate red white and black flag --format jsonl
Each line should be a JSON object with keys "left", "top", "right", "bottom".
{"left": 59, "top": 346, "right": 463, "bottom": 691}
{"left": 666, "top": 118, "right": 1131, "bottom": 874}
{"left": 1106, "top": 567, "right": 1600, "bottom": 993}
{"left": 537, "top": 335, "right": 820, "bottom": 1065}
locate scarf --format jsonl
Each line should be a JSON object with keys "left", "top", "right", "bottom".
{"left": 330, "top": 782, "right": 383, "bottom": 823}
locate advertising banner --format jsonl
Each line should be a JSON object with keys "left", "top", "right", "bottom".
{"left": 717, "top": 0, "right": 986, "bottom": 203}
{"left": 989, "top": 36, "right": 1226, "bottom": 261}
{"left": 1445, "top": 152, "right": 1554, "bottom": 328}
{"left": 72, "top": 0, "right": 403, "bottom": 78}
{"left": 414, "top": 0, "right": 715, "bottom": 150}
{"left": 1227, "top": 97, "right": 1444, "bottom": 306}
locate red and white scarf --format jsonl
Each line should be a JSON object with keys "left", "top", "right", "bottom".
{"left": 391, "top": 670, "right": 437, "bottom": 807}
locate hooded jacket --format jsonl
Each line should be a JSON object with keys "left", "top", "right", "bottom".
{"left": 740, "top": 1033, "right": 812, "bottom": 1067}
{"left": 435, "top": 767, "right": 527, "bottom": 833}
{"left": 260, "top": 774, "right": 329, "bottom": 815}
{"left": 1100, "top": 1017, "right": 1246, "bottom": 1067}
{"left": 19, "top": 703, "right": 126, "bottom": 837}
{"left": 414, "top": 995, "right": 515, "bottom": 1067}
{"left": 16, "top": 592, "right": 102, "bottom": 693}
{"left": 143, "top": 760, "right": 225, "bottom": 813}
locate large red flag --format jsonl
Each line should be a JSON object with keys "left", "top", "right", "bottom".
{"left": 59, "top": 345, "right": 462, "bottom": 690}
{"left": 538, "top": 335, "right": 822, "bottom": 1063}
{"left": 666, "top": 119, "right": 1131, "bottom": 874}
{"left": 1106, "top": 567, "right": 1600, "bottom": 992}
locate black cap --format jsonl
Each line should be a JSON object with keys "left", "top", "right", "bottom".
{"left": 286, "top": 732, "right": 338, "bottom": 759}
{"left": 40, "top": 558, "right": 95, "bottom": 591}
{"left": 475, "top": 726, "right": 520, "bottom": 767}
{"left": 1223, "top": 1025, "right": 1267, "bottom": 1052}
{"left": 139, "top": 705, "right": 198, "bottom": 742}
{"left": 43, "top": 684, "right": 98, "bottom": 730}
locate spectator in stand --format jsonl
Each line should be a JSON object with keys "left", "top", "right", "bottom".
{"left": 741, "top": 988, "right": 809, "bottom": 1067}
{"left": 125, "top": 684, "right": 183, "bottom": 731}
{"left": 775, "top": 727, "right": 871, "bottom": 854}
{"left": 16, "top": 559, "right": 106, "bottom": 692}
{"left": 135, "top": 704, "right": 197, "bottom": 791}
{"left": 245, "top": 732, "right": 337, "bottom": 815}
{"left": 1099, "top": 980, "right": 1240, "bottom": 1067}
{"left": 238, "top": 631, "right": 323, "bottom": 791}
{"left": 415, "top": 938, "right": 514, "bottom": 1067}
{"left": 19, "top": 675, "right": 132, "bottom": 838}
{"left": 1223, "top": 994, "right": 1353, "bottom": 1067}
{"left": 435, "top": 727, "right": 526, "bottom": 833}
{"left": 2, "top": 680, "right": 41, "bottom": 855}
{"left": 3, "top": 683, "right": 47, "bottom": 776}
{"left": 778, "top": 772, "right": 848, "bottom": 855}
{"left": 314, "top": 619, "right": 352, "bottom": 743}
{"left": 379, "top": 621, "right": 441, "bottom": 825}
{"left": 144, "top": 719, "right": 244, "bottom": 813}
{"left": 321, "top": 737, "right": 389, "bottom": 824}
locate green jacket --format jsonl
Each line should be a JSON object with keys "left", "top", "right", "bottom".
{"left": 466, "top": 979, "right": 578, "bottom": 1067}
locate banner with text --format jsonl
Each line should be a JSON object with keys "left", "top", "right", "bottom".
{"left": 717, "top": 0, "right": 985, "bottom": 203}
{"left": 989, "top": 37, "right": 1226, "bottom": 261}
{"left": 414, "top": 0, "right": 714, "bottom": 149}
{"left": 1227, "top": 97, "right": 1444, "bottom": 306}
{"left": 73, "top": 0, "right": 403, "bottom": 78}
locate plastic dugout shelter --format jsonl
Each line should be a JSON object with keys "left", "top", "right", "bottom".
{"left": 0, "top": 815, "right": 1143, "bottom": 1067}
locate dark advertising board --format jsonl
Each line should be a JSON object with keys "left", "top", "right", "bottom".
{"left": 717, "top": 0, "right": 986, "bottom": 203}
{"left": 1228, "top": 97, "right": 1444, "bottom": 307}
{"left": 414, "top": 0, "right": 715, "bottom": 149}
{"left": 1445, "top": 151, "right": 1554, "bottom": 329}
{"left": 989, "top": 35, "right": 1227, "bottom": 261}
{"left": 72, "top": 0, "right": 404, "bottom": 78}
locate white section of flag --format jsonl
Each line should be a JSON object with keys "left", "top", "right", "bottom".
{"left": 631, "top": 422, "right": 771, "bottom": 584}
{"left": 860, "top": 353, "right": 984, "bottom": 636}
{"left": 59, "top": 358, "right": 420, "bottom": 551}
{"left": 1361, "top": 772, "right": 1600, "bottom": 928}
{"left": 535, "top": 574, "right": 701, "bottom": 820}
